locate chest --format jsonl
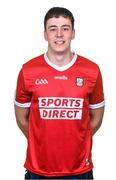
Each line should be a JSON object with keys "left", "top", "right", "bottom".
{"left": 25, "top": 67, "right": 95, "bottom": 99}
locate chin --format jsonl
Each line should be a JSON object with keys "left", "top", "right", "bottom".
{"left": 54, "top": 50, "right": 66, "bottom": 54}
{"left": 54, "top": 47, "right": 68, "bottom": 53}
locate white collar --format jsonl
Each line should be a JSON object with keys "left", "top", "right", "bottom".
{"left": 44, "top": 53, "right": 77, "bottom": 72}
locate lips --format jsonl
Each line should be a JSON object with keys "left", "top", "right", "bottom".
{"left": 55, "top": 41, "right": 65, "bottom": 44}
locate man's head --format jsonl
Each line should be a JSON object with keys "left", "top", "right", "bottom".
{"left": 44, "top": 7, "right": 75, "bottom": 31}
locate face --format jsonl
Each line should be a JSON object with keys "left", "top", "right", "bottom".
{"left": 44, "top": 16, "right": 75, "bottom": 54}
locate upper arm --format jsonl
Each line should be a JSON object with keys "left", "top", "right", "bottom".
{"left": 89, "top": 68, "right": 105, "bottom": 134}
{"left": 14, "top": 105, "right": 30, "bottom": 122}
{"left": 14, "top": 68, "right": 32, "bottom": 108}
{"left": 89, "top": 106, "right": 105, "bottom": 135}
{"left": 14, "top": 105, "right": 30, "bottom": 138}
{"left": 90, "top": 106, "right": 105, "bottom": 121}
{"left": 14, "top": 68, "right": 32, "bottom": 137}
{"left": 89, "top": 68, "right": 105, "bottom": 109}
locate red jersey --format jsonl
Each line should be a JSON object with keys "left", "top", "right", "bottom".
{"left": 15, "top": 54, "right": 104, "bottom": 176}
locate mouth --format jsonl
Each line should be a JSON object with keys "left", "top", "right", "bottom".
{"left": 54, "top": 41, "right": 65, "bottom": 45}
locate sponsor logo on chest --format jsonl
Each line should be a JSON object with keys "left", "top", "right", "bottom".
{"left": 38, "top": 97, "right": 84, "bottom": 120}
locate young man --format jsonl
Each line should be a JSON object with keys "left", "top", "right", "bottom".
{"left": 14, "top": 7, "right": 105, "bottom": 179}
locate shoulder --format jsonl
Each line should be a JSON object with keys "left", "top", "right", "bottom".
{"left": 77, "top": 55, "right": 100, "bottom": 76}
{"left": 23, "top": 54, "right": 44, "bottom": 69}
{"left": 20, "top": 54, "right": 45, "bottom": 78}
{"left": 21, "top": 54, "right": 45, "bottom": 76}
{"left": 78, "top": 55, "right": 99, "bottom": 68}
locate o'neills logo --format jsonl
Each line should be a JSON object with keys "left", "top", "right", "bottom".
{"left": 38, "top": 97, "right": 84, "bottom": 120}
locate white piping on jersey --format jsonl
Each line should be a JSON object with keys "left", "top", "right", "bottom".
{"left": 89, "top": 100, "right": 105, "bottom": 109}
{"left": 44, "top": 53, "right": 77, "bottom": 72}
{"left": 14, "top": 100, "right": 31, "bottom": 108}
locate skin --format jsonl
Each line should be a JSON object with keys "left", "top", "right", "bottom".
{"left": 15, "top": 16, "right": 104, "bottom": 138}
{"left": 15, "top": 106, "right": 29, "bottom": 138}
{"left": 44, "top": 17, "right": 75, "bottom": 67}
{"left": 90, "top": 107, "right": 104, "bottom": 135}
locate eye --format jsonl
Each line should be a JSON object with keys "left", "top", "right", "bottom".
{"left": 62, "top": 27, "right": 70, "bottom": 31}
{"left": 49, "top": 27, "right": 57, "bottom": 32}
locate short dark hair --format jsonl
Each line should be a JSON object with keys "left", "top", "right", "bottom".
{"left": 44, "top": 7, "right": 74, "bottom": 31}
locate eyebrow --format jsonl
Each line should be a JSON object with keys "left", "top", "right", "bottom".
{"left": 48, "top": 24, "right": 71, "bottom": 29}
{"left": 48, "top": 25, "right": 57, "bottom": 29}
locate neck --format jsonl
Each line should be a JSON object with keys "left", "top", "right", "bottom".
{"left": 46, "top": 50, "right": 74, "bottom": 67}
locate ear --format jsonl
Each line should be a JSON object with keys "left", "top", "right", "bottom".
{"left": 44, "top": 31, "right": 48, "bottom": 41}
{"left": 71, "top": 29, "right": 75, "bottom": 40}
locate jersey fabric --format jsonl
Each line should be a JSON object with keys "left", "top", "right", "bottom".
{"left": 15, "top": 53, "right": 105, "bottom": 177}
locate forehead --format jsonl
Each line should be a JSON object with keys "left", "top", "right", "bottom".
{"left": 46, "top": 16, "right": 72, "bottom": 27}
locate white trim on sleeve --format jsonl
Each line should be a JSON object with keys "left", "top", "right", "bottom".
{"left": 89, "top": 100, "right": 105, "bottom": 109}
{"left": 14, "top": 100, "right": 31, "bottom": 108}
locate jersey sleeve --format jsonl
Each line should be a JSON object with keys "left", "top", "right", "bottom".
{"left": 89, "top": 68, "right": 105, "bottom": 109}
{"left": 14, "top": 68, "right": 31, "bottom": 108}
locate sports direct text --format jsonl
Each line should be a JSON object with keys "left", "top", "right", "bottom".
{"left": 38, "top": 97, "right": 84, "bottom": 120}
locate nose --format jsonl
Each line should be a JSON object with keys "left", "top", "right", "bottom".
{"left": 56, "top": 28, "right": 63, "bottom": 37}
